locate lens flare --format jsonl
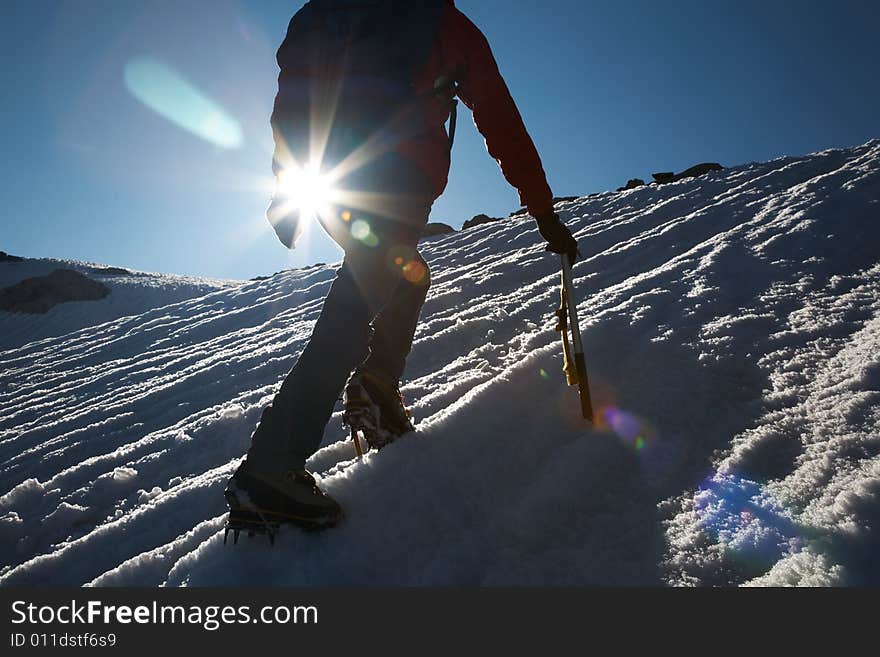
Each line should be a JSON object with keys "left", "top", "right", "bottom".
{"left": 597, "top": 405, "right": 657, "bottom": 452}
{"left": 124, "top": 56, "right": 243, "bottom": 149}
{"left": 386, "top": 245, "right": 415, "bottom": 273}
{"left": 349, "top": 219, "right": 379, "bottom": 247}
{"left": 403, "top": 259, "right": 428, "bottom": 284}
{"left": 351, "top": 220, "right": 371, "bottom": 240}
{"left": 692, "top": 473, "right": 809, "bottom": 571}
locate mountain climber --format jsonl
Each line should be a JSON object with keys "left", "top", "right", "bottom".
{"left": 225, "top": 0, "right": 578, "bottom": 534}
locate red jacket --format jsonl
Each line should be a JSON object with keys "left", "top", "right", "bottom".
{"left": 401, "top": 1, "right": 554, "bottom": 217}
{"left": 273, "top": 0, "right": 554, "bottom": 218}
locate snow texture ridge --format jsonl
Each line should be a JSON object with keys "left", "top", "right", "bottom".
{"left": 1, "top": 140, "right": 879, "bottom": 586}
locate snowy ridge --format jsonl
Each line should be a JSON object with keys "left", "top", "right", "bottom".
{"left": 0, "top": 257, "right": 236, "bottom": 351}
{"left": 1, "top": 140, "right": 879, "bottom": 586}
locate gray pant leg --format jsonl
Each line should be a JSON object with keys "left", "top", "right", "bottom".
{"left": 246, "top": 254, "right": 399, "bottom": 471}
{"left": 361, "top": 251, "right": 431, "bottom": 382}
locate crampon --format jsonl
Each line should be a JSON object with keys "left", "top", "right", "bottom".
{"left": 223, "top": 468, "right": 342, "bottom": 546}
{"left": 223, "top": 506, "right": 337, "bottom": 546}
{"left": 343, "top": 373, "right": 415, "bottom": 456}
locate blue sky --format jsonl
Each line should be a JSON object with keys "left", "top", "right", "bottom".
{"left": 2, "top": 0, "right": 878, "bottom": 280}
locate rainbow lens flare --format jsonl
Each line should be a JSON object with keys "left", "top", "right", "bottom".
{"left": 598, "top": 405, "right": 656, "bottom": 452}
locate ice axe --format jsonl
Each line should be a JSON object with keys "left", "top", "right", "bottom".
{"left": 555, "top": 254, "right": 594, "bottom": 422}
{"left": 351, "top": 428, "right": 364, "bottom": 460}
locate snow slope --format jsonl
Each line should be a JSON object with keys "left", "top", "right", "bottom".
{"left": 0, "top": 258, "right": 236, "bottom": 351}
{"left": 1, "top": 140, "right": 879, "bottom": 586}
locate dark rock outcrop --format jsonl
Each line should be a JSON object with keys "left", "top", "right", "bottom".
{"left": 463, "top": 213, "right": 505, "bottom": 230}
{"left": 652, "top": 163, "right": 723, "bottom": 185}
{"left": 617, "top": 178, "right": 646, "bottom": 192}
{"left": 421, "top": 222, "right": 455, "bottom": 240}
{"left": 676, "top": 162, "right": 723, "bottom": 180}
{"left": 0, "top": 269, "right": 110, "bottom": 314}
{"left": 0, "top": 251, "right": 25, "bottom": 263}
{"left": 651, "top": 172, "right": 676, "bottom": 184}
{"left": 89, "top": 266, "right": 134, "bottom": 276}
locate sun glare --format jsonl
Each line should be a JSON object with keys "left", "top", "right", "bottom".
{"left": 278, "top": 165, "right": 334, "bottom": 217}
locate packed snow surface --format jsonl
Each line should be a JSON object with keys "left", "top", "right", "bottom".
{"left": 1, "top": 141, "right": 879, "bottom": 586}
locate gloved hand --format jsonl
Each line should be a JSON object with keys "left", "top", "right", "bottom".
{"left": 266, "top": 195, "right": 302, "bottom": 250}
{"left": 535, "top": 212, "right": 579, "bottom": 264}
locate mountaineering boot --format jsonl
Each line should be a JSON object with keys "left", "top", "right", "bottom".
{"left": 224, "top": 461, "right": 343, "bottom": 544}
{"left": 343, "top": 370, "right": 415, "bottom": 450}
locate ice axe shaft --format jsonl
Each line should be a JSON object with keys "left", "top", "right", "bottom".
{"left": 559, "top": 254, "right": 594, "bottom": 422}
{"left": 351, "top": 428, "right": 364, "bottom": 459}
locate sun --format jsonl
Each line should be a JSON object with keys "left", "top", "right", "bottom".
{"left": 277, "top": 164, "right": 334, "bottom": 218}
